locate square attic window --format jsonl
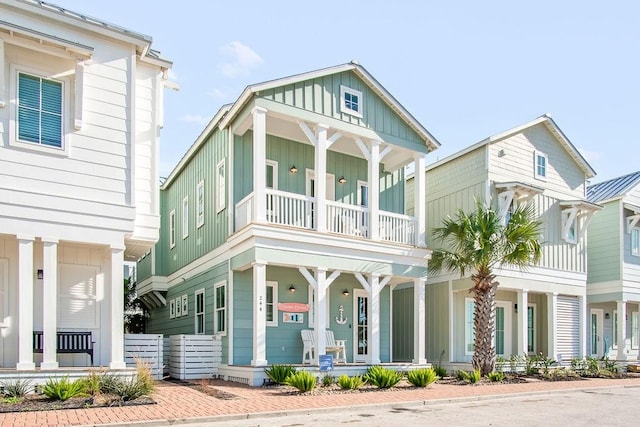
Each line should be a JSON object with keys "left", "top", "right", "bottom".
{"left": 340, "top": 85, "right": 363, "bottom": 118}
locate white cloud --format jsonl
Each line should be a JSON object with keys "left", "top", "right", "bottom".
{"left": 578, "top": 147, "right": 602, "bottom": 163}
{"left": 207, "top": 88, "right": 228, "bottom": 99}
{"left": 218, "top": 41, "right": 263, "bottom": 78}
{"left": 180, "top": 114, "right": 209, "bottom": 125}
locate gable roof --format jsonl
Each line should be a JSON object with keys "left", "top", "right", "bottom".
{"left": 427, "top": 114, "right": 596, "bottom": 178}
{"left": 218, "top": 61, "right": 440, "bottom": 152}
{"left": 587, "top": 170, "right": 640, "bottom": 203}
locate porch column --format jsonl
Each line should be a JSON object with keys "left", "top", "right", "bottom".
{"left": 517, "top": 290, "right": 528, "bottom": 356}
{"left": 413, "top": 153, "right": 427, "bottom": 247}
{"left": 617, "top": 300, "right": 628, "bottom": 361}
{"left": 110, "top": 246, "right": 126, "bottom": 369}
{"left": 314, "top": 124, "right": 329, "bottom": 233}
{"left": 413, "top": 278, "right": 427, "bottom": 364}
{"left": 252, "top": 107, "right": 268, "bottom": 224}
{"left": 369, "top": 274, "right": 381, "bottom": 364}
{"left": 252, "top": 261, "right": 268, "bottom": 366}
{"left": 314, "top": 268, "right": 329, "bottom": 363}
{"left": 368, "top": 140, "right": 380, "bottom": 241}
{"left": 579, "top": 295, "right": 588, "bottom": 358}
{"left": 17, "top": 235, "right": 35, "bottom": 370}
{"left": 41, "top": 238, "right": 59, "bottom": 370}
{"left": 546, "top": 292, "right": 558, "bottom": 361}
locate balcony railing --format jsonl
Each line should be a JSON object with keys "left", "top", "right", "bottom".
{"left": 235, "top": 190, "right": 417, "bottom": 245}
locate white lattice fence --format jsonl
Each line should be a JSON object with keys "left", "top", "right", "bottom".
{"left": 169, "top": 335, "right": 222, "bottom": 380}
{"left": 124, "top": 334, "right": 164, "bottom": 380}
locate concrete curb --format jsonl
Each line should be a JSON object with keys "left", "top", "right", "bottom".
{"left": 87, "top": 383, "right": 640, "bottom": 427}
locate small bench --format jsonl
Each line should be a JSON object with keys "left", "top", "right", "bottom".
{"left": 33, "top": 331, "right": 94, "bottom": 366}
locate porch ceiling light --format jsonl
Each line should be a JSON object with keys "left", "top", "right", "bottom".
{"left": 288, "top": 284, "right": 296, "bottom": 293}
{"left": 342, "top": 289, "right": 350, "bottom": 296}
{"left": 289, "top": 165, "right": 298, "bottom": 174}
{"left": 338, "top": 176, "right": 347, "bottom": 184}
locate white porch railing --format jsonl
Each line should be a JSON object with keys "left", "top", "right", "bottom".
{"left": 266, "top": 189, "right": 314, "bottom": 229}
{"left": 379, "top": 211, "right": 417, "bottom": 245}
{"left": 235, "top": 190, "right": 417, "bottom": 245}
{"left": 327, "top": 201, "right": 369, "bottom": 237}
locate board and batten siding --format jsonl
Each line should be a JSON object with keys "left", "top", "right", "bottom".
{"left": 425, "top": 282, "right": 450, "bottom": 362}
{"left": 158, "top": 127, "right": 229, "bottom": 276}
{"left": 233, "top": 131, "right": 405, "bottom": 215}
{"left": 587, "top": 201, "right": 622, "bottom": 283}
{"left": 258, "top": 70, "right": 424, "bottom": 148}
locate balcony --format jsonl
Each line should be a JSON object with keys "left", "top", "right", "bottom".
{"left": 235, "top": 189, "right": 417, "bottom": 246}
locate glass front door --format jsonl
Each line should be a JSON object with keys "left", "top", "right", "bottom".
{"left": 353, "top": 289, "right": 368, "bottom": 362}
{"left": 590, "top": 309, "right": 603, "bottom": 357}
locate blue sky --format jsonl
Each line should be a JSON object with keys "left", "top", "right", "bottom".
{"left": 54, "top": 0, "right": 639, "bottom": 183}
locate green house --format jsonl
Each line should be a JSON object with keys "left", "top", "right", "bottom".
{"left": 136, "top": 62, "right": 440, "bottom": 384}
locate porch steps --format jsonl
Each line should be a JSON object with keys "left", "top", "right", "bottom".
{"left": 627, "top": 364, "right": 640, "bottom": 373}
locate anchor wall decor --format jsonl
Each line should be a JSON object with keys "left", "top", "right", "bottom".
{"left": 335, "top": 304, "right": 348, "bottom": 325}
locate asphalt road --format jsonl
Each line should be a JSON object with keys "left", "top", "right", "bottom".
{"left": 186, "top": 385, "right": 639, "bottom": 427}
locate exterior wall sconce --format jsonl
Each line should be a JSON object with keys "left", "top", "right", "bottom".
{"left": 288, "top": 284, "right": 296, "bottom": 293}
{"left": 338, "top": 177, "right": 347, "bottom": 184}
{"left": 342, "top": 289, "right": 350, "bottom": 296}
{"left": 289, "top": 165, "right": 298, "bottom": 174}
{"left": 37, "top": 269, "right": 44, "bottom": 280}
{"left": 605, "top": 312, "right": 610, "bottom": 319}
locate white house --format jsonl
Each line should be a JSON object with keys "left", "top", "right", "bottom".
{"left": 0, "top": 0, "right": 172, "bottom": 370}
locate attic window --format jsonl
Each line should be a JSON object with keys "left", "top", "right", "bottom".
{"left": 340, "top": 85, "right": 362, "bottom": 118}
{"left": 534, "top": 151, "right": 547, "bottom": 180}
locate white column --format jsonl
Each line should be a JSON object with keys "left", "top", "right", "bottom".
{"left": 579, "top": 295, "right": 588, "bottom": 358}
{"left": 252, "top": 261, "right": 268, "bottom": 366}
{"left": 369, "top": 140, "right": 381, "bottom": 240}
{"left": 369, "top": 274, "right": 381, "bottom": 364}
{"left": 413, "top": 278, "right": 427, "bottom": 364}
{"left": 109, "top": 246, "right": 126, "bottom": 369}
{"left": 17, "top": 236, "right": 35, "bottom": 370}
{"left": 617, "top": 300, "right": 628, "bottom": 361}
{"left": 517, "top": 290, "right": 528, "bottom": 357}
{"left": 314, "top": 268, "right": 328, "bottom": 364}
{"left": 41, "top": 238, "right": 59, "bottom": 370}
{"left": 252, "top": 107, "right": 268, "bottom": 224}
{"left": 413, "top": 153, "right": 427, "bottom": 247}
{"left": 0, "top": 40, "right": 5, "bottom": 108}
{"left": 314, "top": 124, "right": 329, "bottom": 233}
{"left": 547, "top": 292, "right": 558, "bottom": 361}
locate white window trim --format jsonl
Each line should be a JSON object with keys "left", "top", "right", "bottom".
{"left": 196, "top": 180, "right": 205, "bottom": 228}
{"left": 340, "top": 85, "right": 363, "bottom": 118}
{"left": 613, "top": 310, "right": 618, "bottom": 349}
{"left": 214, "top": 280, "right": 227, "bottom": 336}
{"left": 631, "top": 227, "right": 640, "bottom": 257}
{"left": 169, "top": 298, "right": 176, "bottom": 319}
{"left": 169, "top": 209, "right": 176, "bottom": 249}
{"left": 465, "top": 298, "right": 475, "bottom": 356}
{"left": 194, "top": 288, "right": 205, "bottom": 335}
{"left": 561, "top": 207, "right": 578, "bottom": 244}
{"left": 175, "top": 296, "right": 182, "bottom": 317}
{"left": 216, "top": 158, "right": 226, "bottom": 213}
{"left": 357, "top": 180, "right": 368, "bottom": 207}
{"left": 266, "top": 281, "right": 278, "bottom": 327}
{"left": 182, "top": 196, "right": 189, "bottom": 239}
{"left": 9, "top": 64, "right": 71, "bottom": 156}
{"left": 266, "top": 159, "right": 278, "bottom": 190}
{"left": 534, "top": 151, "right": 548, "bottom": 181}
{"left": 527, "top": 303, "right": 537, "bottom": 354}
{"left": 182, "top": 294, "right": 188, "bottom": 316}
{"left": 632, "top": 311, "right": 639, "bottom": 349}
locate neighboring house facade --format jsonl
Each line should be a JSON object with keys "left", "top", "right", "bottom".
{"left": 405, "top": 114, "right": 600, "bottom": 366}
{"left": 136, "top": 63, "right": 439, "bottom": 382}
{"left": 586, "top": 171, "right": 640, "bottom": 361}
{"left": 0, "top": 0, "right": 172, "bottom": 369}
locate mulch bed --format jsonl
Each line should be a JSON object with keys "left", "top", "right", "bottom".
{"left": 0, "top": 394, "right": 156, "bottom": 413}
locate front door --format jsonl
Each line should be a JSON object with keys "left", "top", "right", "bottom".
{"left": 590, "top": 309, "right": 604, "bottom": 357}
{"left": 495, "top": 301, "right": 512, "bottom": 357}
{"left": 353, "top": 289, "right": 368, "bottom": 362}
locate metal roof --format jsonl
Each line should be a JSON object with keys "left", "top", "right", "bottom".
{"left": 587, "top": 171, "right": 640, "bottom": 203}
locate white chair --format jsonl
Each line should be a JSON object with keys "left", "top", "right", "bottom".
{"left": 325, "top": 330, "right": 347, "bottom": 363}
{"left": 301, "top": 329, "right": 315, "bottom": 364}
{"left": 301, "top": 329, "right": 347, "bottom": 364}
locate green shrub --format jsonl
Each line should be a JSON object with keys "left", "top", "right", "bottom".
{"left": 457, "top": 369, "right": 481, "bottom": 384}
{"left": 285, "top": 371, "right": 316, "bottom": 392}
{"left": 487, "top": 371, "right": 505, "bottom": 382}
{"left": 78, "top": 370, "right": 104, "bottom": 396}
{"left": 42, "top": 377, "right": 86, "bottom": 401}
{"left": 264, "top": 364, "right": 296, "bottom": 385}
{"left": 407, "top": 368, "right": 438, "bottom": 387}
{"left": 601, "top": 357, "right": 618, "bottom": 374}
{"left": 109, "top": 377, "right": 152, "bottom": 401}
{"left": 364, "top": 366, "right": 403, "bottom": 389}
{"left": 337, "top": 374, "right": 364, "bottom": 390}
{"left": 98, "top": 374, "right": 122, "bottom": 394}
{"left": 322, "top": 375, "right": 334, "bottom": 387}
{"left": 1, "top": 378, "right": 32, "bottom": 398}
{"left": 432, "top": 365, "right": 448, "bottom": 378}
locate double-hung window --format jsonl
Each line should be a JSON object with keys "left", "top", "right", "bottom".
{"left": 195, "top": 289, "right": 205, "bottom": 334}
{"left": 534, "top": 151, "right": 547, "bottom": 180}
{"left": 340, "top": 85, "right": 363, "bottom": 118}
{"left": 216, "top": 159, "right": 226, "bottom": 213}
{"left": 214, "top": 281, "right": 227, "bottom": 334}
{"left": 182, "top": 196, "right": 189, "bottom": 239}
{"left": 266, "top": 281, "right": 278, "bottom": 327}
{"left": 17, "top": 72, "right": 63, "bottom": 148}
{"left": 169, "top": 210, "right": 176, "bottom": 248}
{"left": 196, "top": 181, "right": 205, "bottom": 228}
{"left": 631, "top": 228, "right": 640, "bottom": 256}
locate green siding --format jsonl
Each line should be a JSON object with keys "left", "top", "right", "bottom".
{"left": 233, "top": 131, "right": 405, "bottom": 215}
{"left": 259, "top": 70, "right": 425, "bottom": 148}
{"left": 587, "top": 201, "right": 621, "bottom": 283}
{"left": 392, "top": 286, "right": 414, "bottom": 361}
{"left": 426, "top": 282, "right": 450, "bottom": 362}
{"left": 136, "top": 250, "right": 153, "bottom": 282}
{"left": 157, "top": 127, "right": 229, "bottom": 276}
{"left": 232, "top": 269, "right": 253, "bottom": 365}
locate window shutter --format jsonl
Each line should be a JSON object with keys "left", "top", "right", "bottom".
{"left": 18, "top": 74, "right": 40, "bottom": 143}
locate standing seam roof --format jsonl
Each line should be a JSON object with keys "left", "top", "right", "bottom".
{"left": 587, "top": 171, "right": 640, "bottom": 203}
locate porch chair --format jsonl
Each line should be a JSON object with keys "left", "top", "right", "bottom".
{"left": 325, "top": 330, "right": 347, "bottom": 363}
{"left": 300, "top": 329, "right": 347, "bottom": 364}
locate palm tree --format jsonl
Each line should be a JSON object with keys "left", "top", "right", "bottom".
{"left": 430, "top": 201, "right": 542, "bottom": 375}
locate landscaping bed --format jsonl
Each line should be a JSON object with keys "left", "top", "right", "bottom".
{"left": 0, "top": 393, "right": 155, "bottom": 413}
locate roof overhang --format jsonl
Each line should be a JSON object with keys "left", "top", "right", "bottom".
{"left": 559, "top": 200, "right": 603, "bottom": 213}
{"left": 495, "top": 181, "right": 544, "bottom": 197}
{"left": 623, "top": 203, "right": 640, "bottom": 214}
